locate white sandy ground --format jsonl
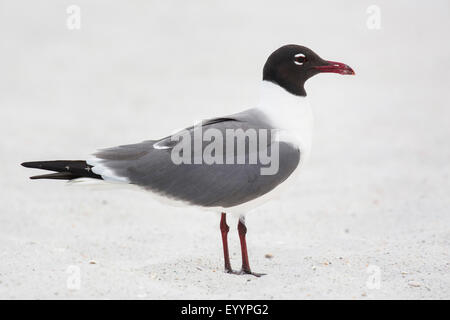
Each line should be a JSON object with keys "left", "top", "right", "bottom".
{"left": 0, "top": 1, "right": 449, "bottom": 299}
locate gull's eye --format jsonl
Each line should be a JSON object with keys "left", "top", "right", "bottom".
{"left": 294, "top": 53, "right": 306, "bottom": 65}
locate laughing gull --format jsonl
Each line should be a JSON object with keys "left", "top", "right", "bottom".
{"left": 22, "top": 45, "right": 354, "bottom": 276}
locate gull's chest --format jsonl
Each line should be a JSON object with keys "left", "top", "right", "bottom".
{"left": 257, "top": 83, "right": 314, "bottom": 161}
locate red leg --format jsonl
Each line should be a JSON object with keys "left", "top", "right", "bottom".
{"left": 237, "top": 217, "right": 265, "bottom": 277}
{"left": 220, "top": 212, "right": 232, "bottom": 273}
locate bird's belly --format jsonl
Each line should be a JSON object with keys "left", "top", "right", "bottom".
{"left": 211, "top": 141, "right": 307, "bottom": 216}
{"left": 217, "top": 168, "right": 303, "bottom": 216}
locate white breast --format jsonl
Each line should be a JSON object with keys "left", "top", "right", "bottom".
{"left": 257, "top": 80, "right": 314, "bottom": 165}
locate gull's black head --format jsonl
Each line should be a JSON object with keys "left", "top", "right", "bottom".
{"left": 263, "top": 44, "right": 355, "bottom": 96}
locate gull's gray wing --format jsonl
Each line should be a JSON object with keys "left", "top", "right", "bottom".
{"left": 90, "top": 109, "right": 300, "bottom": 208}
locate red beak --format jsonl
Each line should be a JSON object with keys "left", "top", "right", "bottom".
{"left": 314, "top": 60, "right": 355, "bottom": 75}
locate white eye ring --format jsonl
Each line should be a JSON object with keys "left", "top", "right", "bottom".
{"left": 294, "top": 53, "right": 306, "bottom": 65}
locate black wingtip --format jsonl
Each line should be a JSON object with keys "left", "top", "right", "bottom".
{"left": 21, "top": 161, "right": 40, "bottom": 168}
{"left": 21, "top": 160, "right": 103, "bottom": 181}
{"left": 29, "top": 172, "right": 76, "bottom": 180}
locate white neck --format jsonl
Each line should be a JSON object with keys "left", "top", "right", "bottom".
{"left": 257, "top": 80, "right": 314, "bottom": 157}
